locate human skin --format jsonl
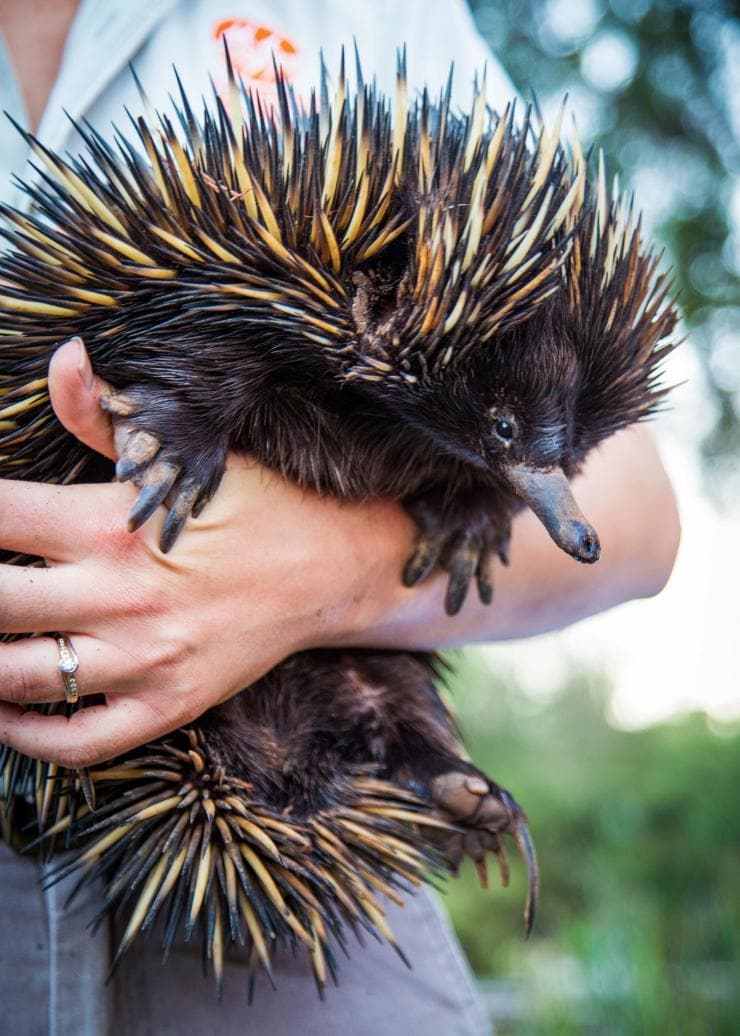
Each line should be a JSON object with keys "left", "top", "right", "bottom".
{"left": 0, "top": 339, "right": 680, "bottom": 768}
{"left": 0, "top": 0, "right": 79, "bottom": 133}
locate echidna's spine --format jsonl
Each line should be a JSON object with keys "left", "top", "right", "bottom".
{"left": 40, "top": 729, "right": 450, "bottom": 996}
{"left": 557, "top": 142, "right": 679, "bottom": 444}
{"left": 0, "top": 50, "right": 579, "bottom": 483}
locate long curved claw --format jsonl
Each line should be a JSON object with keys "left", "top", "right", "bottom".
{"left": 444, "top": 542, "right": 476, "bottom": 615}
{"left": 404, "top": 495, "right": 512, "bottom": 613}
{"left": 402, "top": 534, "right": 444, "bottom": 587}
{"left": 99, "top": 384, "right": 230, "bottom": 551}
{"left": 127, "top": 458, "right": 181, "bottom": 532}
{"left": 160, "top": 483, "right": 203, "bottom": 552}
{"left": 475, "top": 546, "right": 494, "bottom": 606}
{"left": 512, "top": 815, "right": 539, "bottom": 939}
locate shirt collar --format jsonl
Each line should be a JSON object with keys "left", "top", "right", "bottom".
{"left": 36, "top": 0, "right": 179, "bottom": 155}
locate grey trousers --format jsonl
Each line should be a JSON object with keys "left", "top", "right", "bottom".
{"left": 0, "top": 841, "right": 490, "bottom": 1036}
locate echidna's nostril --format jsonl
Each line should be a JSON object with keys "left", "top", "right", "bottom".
{"left": 576, "top": 526, "right": 601, "bottom": 563}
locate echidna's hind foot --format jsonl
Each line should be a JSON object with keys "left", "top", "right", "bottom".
{"left": 428, "top": 764, "right": 539, "bottom": 937}
{"left": 101, "top": 387, "right": 228, "bottom": 552}
{"left": 402, "top": 489, "right": 512, "bottom": 615}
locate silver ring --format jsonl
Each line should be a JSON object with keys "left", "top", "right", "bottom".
{"left": 56, "top": 635, "right": 80, "bottom": 704}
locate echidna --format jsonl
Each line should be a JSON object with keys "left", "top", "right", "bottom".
{"left": 0, "top": 49, "right": 678, "bottom": 995}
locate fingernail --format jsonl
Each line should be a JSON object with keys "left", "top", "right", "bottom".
{"left": 74, "top": 338, "right": 95, "bottom": 389}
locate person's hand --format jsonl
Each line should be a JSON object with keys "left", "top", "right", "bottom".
{"left": 0, "top": 340, "right": 415, "bottom": 768}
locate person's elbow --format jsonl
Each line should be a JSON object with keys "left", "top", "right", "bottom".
{"left": 577, "top": 426, "right": 681, "bottom": 610}
{"left": 614, "top": 427, "right": 682, "bottom": 601}
{"left": 637, "top": 475, "right": 681, "bottom": 599}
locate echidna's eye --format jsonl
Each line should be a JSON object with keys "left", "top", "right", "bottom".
{"left": 494, "top": 417, "right": 514, "bottom": 442}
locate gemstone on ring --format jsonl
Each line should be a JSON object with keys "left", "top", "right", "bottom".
{"left": 56, "top": 636, "right": 80, "bottom": 703}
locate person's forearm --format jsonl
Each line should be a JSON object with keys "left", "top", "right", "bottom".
{"left": 334, "top": 425, "right": 680, "bottom": 650}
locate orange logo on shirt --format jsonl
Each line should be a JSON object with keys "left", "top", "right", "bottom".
{"left": 213, "top": 17, "right": 300, "bottom": 91}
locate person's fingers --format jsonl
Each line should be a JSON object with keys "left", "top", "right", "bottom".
{"left": 0, "top": 693, "right": 188, "bottom": 768}
{"left": 0, "top": 478, "right": 142, "bottom": 561}
{"left": 0, "top": 634, "right": 135, "bottom": 705}
{"left": 0, "top": 480, "right": 93, "bottom": 560}
{"left": 48, "top": 338, "right": 116, "bottom": 460}
{"left": 0, "top": 563, "right": 100, "bottom": 632}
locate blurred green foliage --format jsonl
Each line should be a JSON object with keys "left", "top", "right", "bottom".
{"left": 468, "top": 0, "right": 740, "bottom": 492}
{"left": 442, "top": 652, "right": 740, "bottom": 1034}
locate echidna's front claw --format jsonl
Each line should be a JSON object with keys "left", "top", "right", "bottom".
{"left": 402, "top": 534, "right": 445, "bottom": 588}
{"left": 101, "top": 385, "right": 228, "bottom": 552}
{"left": 127, "top": 456, "right": 181, "bottom": 531}
{"left": 160, "top": 482, "right": 205, "bottom": 551}
{"left": 474, "top": 545, "right": 495, "bottom": 606}
{"left": 403, "top": 489, "right": 512, "bottom": 616}
{"left": 441, "top": 534, "right": 478, "bottom": 614}
{"left": 115, "top": 429, "right": 161, "bottom": 481}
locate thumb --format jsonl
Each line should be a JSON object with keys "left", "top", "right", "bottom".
{"left": 48, "top": 338, "right": 117, "bottom": 460}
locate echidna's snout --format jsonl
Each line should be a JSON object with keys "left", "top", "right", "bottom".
{"left": 505, "top": 462, "right": 601, "bottom": 564}
{"left": 567, "top": 521, "right": 601, "bottom": 563}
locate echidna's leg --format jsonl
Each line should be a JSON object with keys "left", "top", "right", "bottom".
{"left": 389, "top": 747, "right": 538, "bottom": 936}
{"left": 320, "top": 649, "right": 539, "bottom": 935}
{"left": 402, "top": 488, "right": 512, "bottom": 615}
{"left": 101, "top": 387, "right": 229, "bottom": 552}
{"left": 426, "top": 764, "right": 539, "bottom": 937}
